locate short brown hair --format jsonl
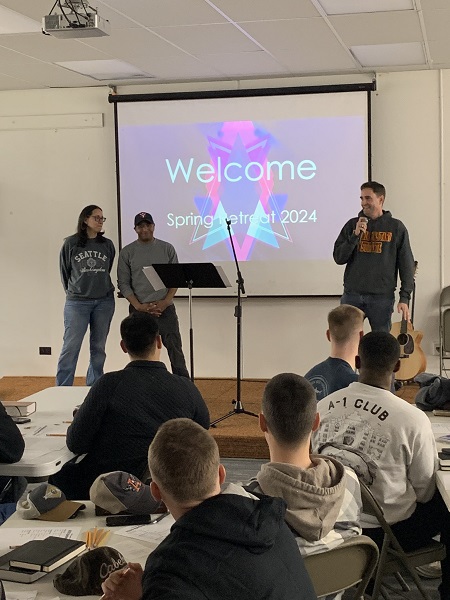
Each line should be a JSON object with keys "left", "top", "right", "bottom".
{"left": 148, "top": 418, "right": 219, "bottom": 504}
{"left": 262, "top": 373, "right": 317, "bottom": 446}
{"left": 328, "top": 305, "right": 364, "bottom": 343}
{"left": 360, "top": 181, "right": 386, "bottom": 198}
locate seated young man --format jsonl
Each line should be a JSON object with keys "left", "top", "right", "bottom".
{"left": 0, "top": 402, "right": 26, "bottom": 523}
{"left": 246, "top": 373, "right": 361, "bottom": 556}
{"left": 50, "top": 313, "right": 209, "bottom": 499}
{"left": 313, "top": 331, "right": 450, "bottom": 600}
{"left": 102, "top": 418, "right": 317, "bottom": 600}
{"left": 305, "top": 304, "right": 364, "bottom": 401}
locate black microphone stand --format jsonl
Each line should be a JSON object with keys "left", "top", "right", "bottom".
{"left": 211, "top": 220, "right": 258, "bottom": 426}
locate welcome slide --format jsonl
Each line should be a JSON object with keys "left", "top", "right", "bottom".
{"left": 115, "top": 91, "right": 369, "bottom": 296}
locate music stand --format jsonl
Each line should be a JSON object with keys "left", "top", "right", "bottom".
{"left": 143, "top": 263, "right": 230, "bottom": 382}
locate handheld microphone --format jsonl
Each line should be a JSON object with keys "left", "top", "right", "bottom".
{"left": 359, "top": 216, "right": 368, "bottom": 237}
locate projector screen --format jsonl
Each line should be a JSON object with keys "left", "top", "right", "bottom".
{"left": 114, "top": 88, "right": 370, "bottom": 296}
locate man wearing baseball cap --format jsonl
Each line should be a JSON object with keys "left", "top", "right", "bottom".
{"left": 117, "top": 212, "right": 189, "bottom": 378}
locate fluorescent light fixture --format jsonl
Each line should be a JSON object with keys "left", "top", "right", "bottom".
{"left": 351, "top": 42, "right": 425, "bottom": 67}
{"left": 0, "top": 5, "right": 41, "bottom": 34}
{"left": 317, "top": 0, "right": 414, "bottom": 15}
{"left": 55, "top": 59, "right": 153, "bottom": 80}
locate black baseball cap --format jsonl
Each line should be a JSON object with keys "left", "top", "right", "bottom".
{"left": 134, "top": 212, "right": 154, "bottom": 226}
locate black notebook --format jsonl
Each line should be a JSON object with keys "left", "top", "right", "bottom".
{"left": 9, "top": 536, "right": 86, "bottom": 572}
{"left": 0, "top": 548, "right": 47, "bottom": 583}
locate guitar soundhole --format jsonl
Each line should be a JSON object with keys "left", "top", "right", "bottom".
{"left": 397, "top": 333, "right": 408, "bottom": 346}
{"left": 403, "top": 335, "right": 414, "bottom": 355}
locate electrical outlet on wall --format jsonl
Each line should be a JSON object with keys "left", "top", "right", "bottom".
{"left": 39, "top": 347, "right": 51, "bottom": 355}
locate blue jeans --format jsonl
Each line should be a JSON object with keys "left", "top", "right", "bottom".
{"left": 56, "top": 296, "right": 115, "bottom": 386}
{"left": 341, "top": 293, "right": 394, "bottom": 332}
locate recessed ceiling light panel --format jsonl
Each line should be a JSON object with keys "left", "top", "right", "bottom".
{"left": 351, "top": 42, "right": 425, "bottom": 67}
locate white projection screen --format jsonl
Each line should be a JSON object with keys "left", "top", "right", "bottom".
{"left": 113, "top": 86, "right": 371, "bottom": 297}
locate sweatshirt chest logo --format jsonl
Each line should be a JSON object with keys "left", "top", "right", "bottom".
{"left": 74, "top": 250, "right": 108, "bottom": 274}
{"left": 359, "top": 230, "right": 392, "bottom": 254}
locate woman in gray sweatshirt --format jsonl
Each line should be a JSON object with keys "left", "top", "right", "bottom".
{"left": 56, "top": 205, "right": 115, "bottom": 386}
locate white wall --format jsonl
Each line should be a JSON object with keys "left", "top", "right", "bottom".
{"left": 0, "top": 71, "right": 447, "bottom": 379}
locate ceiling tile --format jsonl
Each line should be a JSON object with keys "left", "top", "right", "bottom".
{"left": 318, "top": 0, "right": 413, "bottom": 15}
{"left": 329, "top": 11, "right": 422, "bottom": 45}
{"left": 211, "top": 0, "right": 320, "bottom": 21}
{"left": 56, "top": 59, "right": 152, "bottom": 80}
{"left": 428, "top": 40, "right": 450, "bottom": 65}
{"left": 421, "top": 0, "right": 450, "bottom": 8}
{"left": 422, "top": 8, "right": 450, "bottom": 42}
{"left": 241, "top": 18, "right": 341, "bottom": 52}
{"left": 98, "top": 0, "right": 226, "bottom": 27}
{"left": 0, "top": 72, "right": 45, "bottom": 90}
{"left": 0, "top": 53, "right": 95, "bottom": 87}
{"left": 0, "top": 1, "right": 50, "bottom": 21}
{"left": 82, "top": 27, "right": 186, "bottom": 61}
{"left": 87, "top": 3, "right": 142, "bottom": 29}
{"left": 151, "top": 23, "right": 261, "bottom": 54}
{"left": 273, "top": 47, "right": 357, "bottom": 73}
{"left": 0, "top": 33, "right": 110, "bottom": 62}
{"left": 197, "top": 51, "right": 289, "bottom": 77}
{"left": 351, "top": 42, "right": 425, "bottom": 67}
{"left": 139, "top": 54, "right": 225, "bottom": 80}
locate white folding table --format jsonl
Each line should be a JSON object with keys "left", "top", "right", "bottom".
{"left": 0, "top": 387, "right": 89, "bottom": 478}
{"left": 1, "top": 500, "right": 172, "bottom": 600}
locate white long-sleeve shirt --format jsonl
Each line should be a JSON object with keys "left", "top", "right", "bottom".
{"left": 312, "top": 382, "right": 438, "bottom": 527}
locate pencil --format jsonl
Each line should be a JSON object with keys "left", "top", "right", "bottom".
{"left": 150, "top": 512, "right": 169, "bottom": 524}
{"left": 46, "top": 433, "right": 67, "bottom": 437}
{"left": 99, "top": 567, "right": 130, "bottom": 600}
{"left": 95, "top": 529, "right": 110, "bottom": 547}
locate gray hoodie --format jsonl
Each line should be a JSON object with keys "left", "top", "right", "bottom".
{"left": 255, "top": 455, "right": 355, "bottom": 543}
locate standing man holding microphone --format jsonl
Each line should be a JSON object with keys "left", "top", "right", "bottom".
{"left": 333, "top": 181, "right": 415, "bottom": 332}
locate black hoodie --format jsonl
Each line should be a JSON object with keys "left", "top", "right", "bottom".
{"left": 142, "top": 489, "right": 317, "bottom": 600}
{"left": 333, "top": 210, "right": 414, "bottom": 302}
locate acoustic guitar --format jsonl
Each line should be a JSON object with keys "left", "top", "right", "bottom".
{"left": 390, "top": 261, "right": 426, "bottom": 382}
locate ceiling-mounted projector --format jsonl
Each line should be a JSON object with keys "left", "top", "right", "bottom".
{"left": 42, "top": 1, "right": 110, "bottom": 38}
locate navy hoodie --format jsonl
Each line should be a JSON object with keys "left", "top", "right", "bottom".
{"left": 333, "top": 210, "right": 414, "bottom": 302}
{"left": 142, "top": 491, "right": 317, "bottom": 600}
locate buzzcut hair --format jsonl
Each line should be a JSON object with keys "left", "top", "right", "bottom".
{"left": 262, "top": 373, "right": 317, "bottom": 446}
{"left": 148, "top": 418, "right": 219, "bottom": 504}
{"left": 360, "top": 181, "right": 386, "bottom": 198}
{"left": 328, "top": 304, "right": 364, "bottom": 343}
{"left": 358, "top": 331, "right": 400, "bottom": 374}
{"left": 120, "top": 313, "right": 159, "bottom": 357}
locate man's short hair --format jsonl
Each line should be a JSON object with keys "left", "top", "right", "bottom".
{"left": 148, "top": 418, "right": 219, "bottom": 504}
{"left": 360, "top": 181, "right": 386, "bottom": 198}
{"left": 328, "top": 305, "right": 364, "bottom": 343}
{"left": 358, "top": 331, "right": 400, "bottom": 373}
{"left": 120, "top": 313, "right": 159, "bottom": 357}
{"left": 262, "top": 373, "right": 317, "bottom": 446}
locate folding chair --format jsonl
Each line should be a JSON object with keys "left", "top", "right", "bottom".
{"left": 303, "top": 535, "right": 379, "bottom": 600}
{"left": 359, "top": 480, "right": 446, "bottom": 600}
{"left": 440, "top": 286, "right": 450, "bottom": 376}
